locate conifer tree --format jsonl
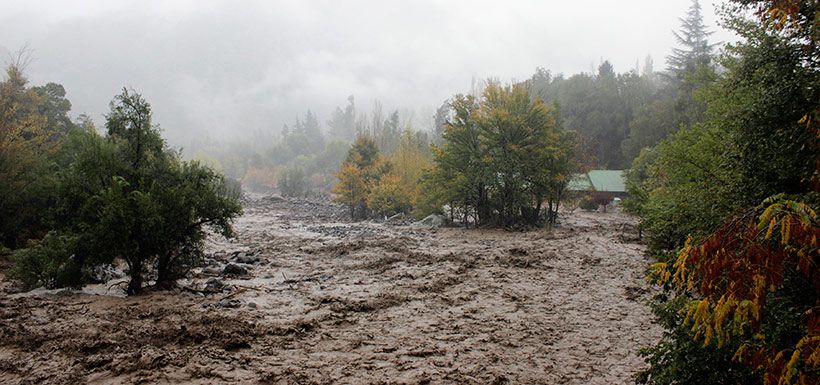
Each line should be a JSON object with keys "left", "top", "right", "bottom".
{"left": 667, "top": 0, "right": 718, "bottom": 79}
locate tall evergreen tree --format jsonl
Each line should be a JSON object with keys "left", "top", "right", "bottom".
{"left": 667, "top": 0, "right": 718, "bottom": 80}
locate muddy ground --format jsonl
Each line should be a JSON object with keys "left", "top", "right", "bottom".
{"left": 0, "top": 195, "right": 661, "bottom": 384}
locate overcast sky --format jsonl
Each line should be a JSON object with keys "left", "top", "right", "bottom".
{"left": 1, "top": 0, "right": 735, "bottom": 146}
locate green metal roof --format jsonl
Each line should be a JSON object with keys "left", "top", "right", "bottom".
{"left": 567, "top": 170, "right": 626, "bottom": 192}
{"left": 567, "top": 173, "right": 593, "bottom": 191}
{"left": 587, "top": 170, "right": 626, "bottom": 192}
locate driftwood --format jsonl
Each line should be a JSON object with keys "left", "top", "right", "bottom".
{"left": 218, "top": 287, "right": 248, "bottom": 301}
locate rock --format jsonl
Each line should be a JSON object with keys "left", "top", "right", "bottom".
{"left": 202, "top": 266, "right": 222, "bottom": 275}
{"left": 204, "top": 278, "right": 225, "bottom": 292}
{"left": 262, "top": 195, "right": 284, "bottom": 203}
{"left": 216, "top": 299, "right": 242, "bottom": 308}
{"left": 236, "top": 254, "right": 259, "bottom": 264}
{"left": 246, "top": 302, "right": 258, "bottom": 309}
{"left": 223, "top": 263, "right": 249, "bottom": 276}
{"left": 84, "top": 265, "right": 125, "bottom": 283}
{"left": 417, "top": 214, "right": 446, "bottom": 228}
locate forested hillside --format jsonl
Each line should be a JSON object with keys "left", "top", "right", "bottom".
{"left": 627, "top": 1, "right": 819, "bottom": 384}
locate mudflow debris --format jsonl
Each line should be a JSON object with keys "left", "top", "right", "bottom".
{"left": 0, "top": 194, "right": 660, "bottom": 384}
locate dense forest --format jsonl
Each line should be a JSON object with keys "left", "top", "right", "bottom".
{"left": 0, "top": 0, "right": 817, "bottom": 384}
{"left": 183, "top": 1, "right": 720, "bottom": 215}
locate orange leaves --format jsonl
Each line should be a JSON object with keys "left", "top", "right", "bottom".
{"left": 649, "top": 262, "right": 671, "bottom": 285}
{"left": 758, "top": 0, "right": 805, "bottom": 31}
{"left": 332, "top": 162, "right": 367, "bottom": 212}
{"left": 653, "top": 194, "right": 819, "bottom": 384}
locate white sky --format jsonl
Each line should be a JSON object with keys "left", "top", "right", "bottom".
{"left": 0, "top": 0, "right": 736, "bottom": 146}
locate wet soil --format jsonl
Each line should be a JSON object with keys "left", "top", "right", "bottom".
{"left": 0, "top": 196, "right": 660, "bottom": 384}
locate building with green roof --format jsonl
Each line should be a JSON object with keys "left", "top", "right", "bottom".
{"left": 567, "top": 170, "right": 628, "bottom": 200}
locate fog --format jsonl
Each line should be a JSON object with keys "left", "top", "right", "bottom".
{"left": 1, "top": 0, "right": 734, "bottom": 147}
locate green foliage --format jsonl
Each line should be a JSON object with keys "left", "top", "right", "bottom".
{"left": 634, "top": 5, "right": 820, "bottom": 383}
{"left": 636, "top": 295, "right": 760, "bottom": 385}
{"left": 529, "top": 61, "right": 665, "bottom": 170}
{"left": 630, "top": 123, "right": 736, "bottom": 250}
{"left": 10, "top": 231, "right": 79, "bottom": 290}
{"left": 8, "top": 87, "right": 242, "bottom": 295}
{"left": 422, "top": 82, "right": 574, "bottom": 228}
{"left": 367, "top": 173, "right": 411, "bottom": 216}
{"left": 332, "top": 135, "right": 413, "bottom": 219}
{"left": 390, "top": 129, "right": 433, "bottom": 207}
{"left": 278, "top": 166, "right": 309, "bottom": 197}
{"left": 0, "top": 65, "right": 73, "bottom": 249}
{"left": 327, "top": 95, "right": 356, "bottom": 140}
{"left": 578, "top": 197, "right": 598, "bottom": 211}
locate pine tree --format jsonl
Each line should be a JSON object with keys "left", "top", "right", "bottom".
{"left": 667, "top": 0, "right": 717, "bottom": 80}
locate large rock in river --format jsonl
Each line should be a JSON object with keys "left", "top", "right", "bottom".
{"left": 418, "top": 214, "right": 445, "bottom": 228}
{"left": 222, "top": 263, "right": 249, "bottom": 276}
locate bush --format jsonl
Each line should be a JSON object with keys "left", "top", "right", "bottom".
{"left": 278, "top": 166, "right": 309, "bottom": 197}
{"left": 367, "top": 173, "right": 411, "bottom": 216}
{"left": 578, "top": 197, "right": 598, "bottom": 211}
{"left": 10, "top": 232, "right": 80, "bottom": 290}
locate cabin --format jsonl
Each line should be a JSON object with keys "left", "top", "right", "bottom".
{"left": 567, "top": 170, "right": 628, "bottom": 202}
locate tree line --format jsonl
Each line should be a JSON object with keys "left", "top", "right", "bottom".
{"left": 330, "top": 0, "right": 723, "bottom": 228}
{"left": 0, "top": 62, "right": 241, "bottom": 295}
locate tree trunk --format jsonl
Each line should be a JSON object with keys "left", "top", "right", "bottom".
{"left": 156, "top": 251, "right": 175, "bottom": 289}
{"left": 127, "top": 256, "right": 143, "bottom": 295}
{"left": 463, "top": 197, "right": 468, "bottom": 227}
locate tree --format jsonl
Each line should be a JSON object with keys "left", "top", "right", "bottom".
{"left": 390, "top": 129, "right": 433, "bottom": 207}
{"left": 301, "top": 110, "right": 325, "bottom": 153}
{"left": 431, "top": 100, "right": 450, "bottom": 146}
{"left": 11, "top": 89, "right": 242, "bottom": 295}
{"left": 0, "top": 63, "right": 68, "bottom": 249}
{"left": 327, "top": 95, "right": 356, "bottom": 140}
{"left": 332, "top": 163, "right": 367, "bottom": 219}
{"left": 285, "top": 110, "right": 325, "bottom": 156}
{"left": 667, "top": 0, "right": 718, "bottom": 79}
{"left": 529, "top": 62, "right": 649, "bottom": 169}
{"left": 621, "top": 1, "right": 719, "bottom": 164}
{"left": 32, "top": 82, "right": 74, "bottom": 136}
{"left": 421, "top": 82, "right": 574, "bottom": 228}
{"left": 376, "top": 110, "right": 401, "bottom": 154}
{"left": 367, "top": 173, "right": 411, "bottom": 217}
{"left": 105, "top": 90, "right": 243, "bottom": 293}
{"left": 425, "top": 93, "right": 487, "bottom": 225}
{"left": 332, "top": 135, "right": 390, "bottom": 219}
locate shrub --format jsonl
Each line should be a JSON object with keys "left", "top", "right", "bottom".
{"left": 10, "top": 232, "right": 79, "bottom": 290}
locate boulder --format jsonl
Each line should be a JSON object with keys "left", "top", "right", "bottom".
{"left": 204, "top": 278, "right": 225, "bottom": 292}
{"left": 235, "top": 254, "right": 259, "bottom": 264}
{"left": 216, "top": 299, "right": 242, "bottom": 308}
{"left": 222, "top": 263, "right": 249, "bottom": 276}
{"left": 418, "top": 214, "right": 446, "bottom": 228}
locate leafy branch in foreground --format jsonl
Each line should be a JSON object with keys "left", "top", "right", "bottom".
{"left": 651, "top": 195, "right": 819, "bottom": 384}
